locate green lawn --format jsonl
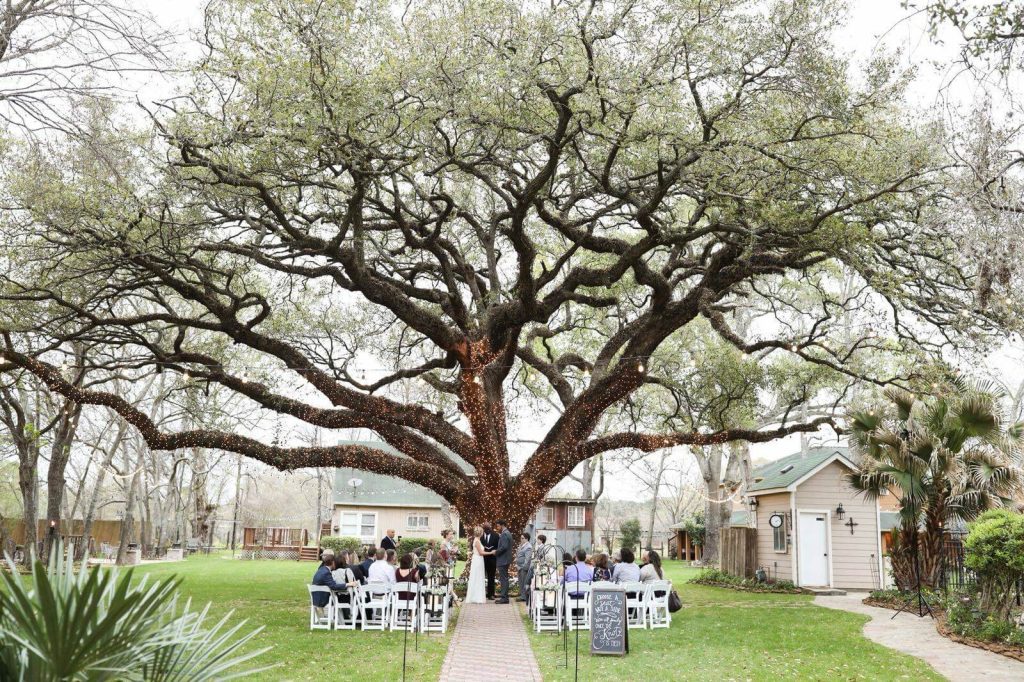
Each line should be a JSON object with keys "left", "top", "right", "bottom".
{"left": 131, "top": 553, "right": 456, "bottom": 681}
{"left": 524, "top": 562, "right": 944, "bottom": 681}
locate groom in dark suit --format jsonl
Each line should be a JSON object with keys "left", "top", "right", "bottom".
{"left": 494, "top": 519, "right": 513, "bottom": 604}
{"left": 481, "top": 522, "right": 498, "bottom": 599}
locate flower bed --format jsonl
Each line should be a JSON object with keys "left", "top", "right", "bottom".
{"left": 689, "top": 568, "right": 803, "bottom": 594}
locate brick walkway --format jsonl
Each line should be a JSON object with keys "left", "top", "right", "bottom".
{"left": 439, "top": 602, "right": 542, "bottom": 681}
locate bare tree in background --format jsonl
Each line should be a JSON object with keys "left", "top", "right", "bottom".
{"left": 0, "top": 0, "right": 169, "bottom": 135}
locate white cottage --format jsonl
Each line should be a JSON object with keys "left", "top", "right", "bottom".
{"left": 746, "top": 447, "right": 883, "bottom": 590}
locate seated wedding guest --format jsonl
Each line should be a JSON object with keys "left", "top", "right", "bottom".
{"left": 592, "top": 553, "right": 612, "bottom": 582}
{"left": 345, "top": 550, "right": 366, "bottom": 584}
{"left": 639, "top": 549, "right": 664, "bottom": 584}
{"left": 640, "top": 550, "right": 650, "bottom": 567}
{"left": 386, "top": 548, "right": 397, "bottom": 566}
{"left": 311, "top": 555, "right": 344, "bottom": 615}
{"left": 368, "top": 548, "right": 396, "bottom": 585}
{"left": 611, "top": 548, "right": 641, "bottom": 584}
{"left": 395, "top": 553, "right": 420, "bottom": 601}
{"left": 611, "top": 550, "right": 621, "bottom": 566}
{"left": 561, "top": 549, "right": 594, "bottom": 588}
{"left": 357, "top": 547, "right": 375, "bottom": 584}
{"left": 331, "top": 552, "right": 359, "bottom": 609}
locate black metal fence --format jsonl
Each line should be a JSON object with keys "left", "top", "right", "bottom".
{"left": 940, "top": 532, "right": 1022, "bottom": 605}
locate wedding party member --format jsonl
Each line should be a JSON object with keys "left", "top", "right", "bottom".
{"left": 515, "top": 532, "right": 533, "bottom": 602}
{"left": 380, "top": 529, "right": 398, "bottom": 552}
{"left": 440, "top": 529, "right": 458, "bottom": 566}
{"left": 395, "top": 553, "right": 420, "bottom": 601}
{"left": 465, "top": 526, "right": 492, "bottom": 604}
{"left": 481, "top": 522, "right": 499, "bottom": 599}
{"left": 494, "top": 519, "right": 513, "bottom": 604}
{"left": 611, "top": 548, "right": 641, "bottom": 583}
{"left": 368, "top": 548, "right": 396, "bottom": 585}
{"left": 640, "top": 549, "right": 664, "bottom": 584}
{"left": 592, "top": 553, "right": 612, "bottom": 582}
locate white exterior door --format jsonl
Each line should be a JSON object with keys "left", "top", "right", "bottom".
{"left": 798, "top": 512, "right": 830, "bottom": 586}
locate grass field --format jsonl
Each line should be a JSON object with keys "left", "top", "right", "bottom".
{"left": 524, "top": 563, "right": 944, "bottom": 681}
{"left": 87, "top": 556, "right": 947, "bottom": 681}
{"left": 131, "top": 553, "right": 456, "bottom": 681}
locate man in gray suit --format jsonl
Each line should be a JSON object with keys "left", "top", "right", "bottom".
{"left": 494, "top": 519, "right": 513, "bottom": 604}
{"left": 515, "top": 532, "right": 534, "bottom": 602}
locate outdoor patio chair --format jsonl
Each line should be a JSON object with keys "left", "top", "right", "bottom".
{"left": 532, "top": 585, "right": 562, "bottom": 633}
{"left": 420, "top": 588, "right": 449, "bottom": 633}
{"left": 307, "top": 585, "right": 335, "bottom": 631}
{"left": 389, "top": 581, "right": 420, "bottom": 632}
{"left": 359, "top": 583, "right": 391, "bottom": 631}
{"left": 621, "top": 581, "right": 648, "bottom": 629}
{"left": 332, "top": 587, "right": 359, "bottom": 631}
{"left": 645, "top": 580, "right": 672, "bottom": 629}
{"left": 563, "top": 582, "right": 592, "bottom": 631}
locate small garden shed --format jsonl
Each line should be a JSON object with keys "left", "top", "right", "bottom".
{"left": 746, "top": 447, "right": 883, "bottom": 590}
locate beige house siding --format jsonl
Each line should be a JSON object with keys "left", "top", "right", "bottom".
{"left": 796, "top": 461, "right": 881, "bottom": 589}
{"left": 753, "top": 491, "right": 794, "bottom": 583}
{"left": 331, "top": 505, "right": 459, "bottom": 545}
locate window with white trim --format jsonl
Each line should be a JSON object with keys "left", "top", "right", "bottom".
{"left": 406, "top": 512, "right": 430, "bottom": 531}
{"left": 567, "top": 505, "right": 585, "bottom": 528}
{"left": 340, "top": 511, "right": 377, "bottom": 542}
{"left": 773, "top": 523, "right": 787, "bottom": 553}
{"left": 538, "top": 506, "right": 555, "bottom": 526}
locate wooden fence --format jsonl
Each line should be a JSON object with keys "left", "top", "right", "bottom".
{"left": 4, "top": 519, "right": 138, "bottom": 547}
{"left": 720, "top": 527, "right": 757, "bottom": 578}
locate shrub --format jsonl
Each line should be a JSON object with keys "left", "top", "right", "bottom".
{"left": 964, "top": 509, "right": 1024, "bottom": 621}
{"left": 0, "top": 542, "right": 270, "bottom": 680}
{"left": 689, "top": 568, "right": 801, "bottom": 593}
{"left": 397, "top": 537, "right": 436, "bottom": 558}
{"left": 619, "top": 519, "right": 642, "bottom": 552}
{"left": 319, "top": 536, "right": 363, "bottom": 555}
{"left": 944, "top": 588, "right": 1024, "bottom": 646}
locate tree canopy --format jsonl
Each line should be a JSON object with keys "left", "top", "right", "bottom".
{"left": 0, "top": 0, "right": 1013, "bottom": 527}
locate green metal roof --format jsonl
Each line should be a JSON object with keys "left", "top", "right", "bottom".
{"left": 332, "top": 440, "right": 474, "bottom": 508}
{"left": 747, "top": 447, "right": 852, "bottom": 493}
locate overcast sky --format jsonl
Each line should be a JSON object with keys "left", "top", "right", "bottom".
{"left": 129, "top": 0, "right": 1024, "bottom": 499}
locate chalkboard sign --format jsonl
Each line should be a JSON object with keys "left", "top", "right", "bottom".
{"left": 590, "top": 584, "right": 628, "bottom": 656}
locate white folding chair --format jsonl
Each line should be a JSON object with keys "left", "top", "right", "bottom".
{"left": 332, "top": 587, "right": 359, "bottom": 630}
{"left": 307, "top": 585, "right": 334, "bottom": 630}
{"left": 420, "top": 589, "right": 449, "bottom": 633}
{"left": 645, "top": 580, "right": 672, "bottom": 629}
{"left": 359, "top": 583, "right": 391, "bottom": 631}
{"left": 533, "top": 586, "right": 562, "bottom": 633}
{"left": 622, "top": 581, "right": 648, "bottom": 629}
{"left": 389, "top": 581, "right": 420, "bottom": 631}
{"left": 563, "top": 582, "right": 592, "bottom": 631}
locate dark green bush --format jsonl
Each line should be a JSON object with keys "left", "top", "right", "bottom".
{"left": 319, "top": 536, "right": 363, "bottom": 555}
{"left": 690, "top": 568, "right": 801, "bottom": 593}
{"left": 964, "top": 509, "right": 1024, "bottom": 621}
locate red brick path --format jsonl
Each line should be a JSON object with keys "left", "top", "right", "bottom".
{"left": 439, "top": 602, "right": 542, "bottom": 681}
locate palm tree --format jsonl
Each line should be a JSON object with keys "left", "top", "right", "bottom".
{"left": 847, "top": 382, "right": 1024, "bottom": 589}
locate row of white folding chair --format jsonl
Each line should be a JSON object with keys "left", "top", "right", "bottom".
{"left": 310, "top": 582, "right": 451, "bottom": 633}
{"left": 621, "top": 581, "right": 672, "bottom": 629}
{"left": 563, "top": 583, "right": 592, "bottom": 630}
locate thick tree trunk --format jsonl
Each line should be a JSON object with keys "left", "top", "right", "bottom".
{"left": 44, "top": 402, "right": 82, "bottom": 560}
{"left": 116, "top": 439, "right": 142, "bottom": 565}
{"left": 18, "top": 446, "right": 40, "bottom": 564}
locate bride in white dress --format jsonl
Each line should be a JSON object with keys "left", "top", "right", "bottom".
{"left": 465, "top": 526, "right": 492, "bottom": 604}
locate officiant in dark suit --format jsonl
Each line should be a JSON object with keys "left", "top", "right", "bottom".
{"left": 380, "top": 529, "right": 397, "bottom": 552}
{"left": 481, "top": 522, "right": 498, "bottom": 599}
{"left": 494, "top": 520, "right": 514, "bottom": 604}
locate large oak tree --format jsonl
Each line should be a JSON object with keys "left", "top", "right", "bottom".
{"left": 0, "top": 0, "right": 1012, "bottom": 531}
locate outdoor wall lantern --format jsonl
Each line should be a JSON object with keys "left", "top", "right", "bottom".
{"left": 835, "top": 503, "right": 846, "bottom": 520}
{"left": 748, "top": 497, "right": 759, "bottom": 510}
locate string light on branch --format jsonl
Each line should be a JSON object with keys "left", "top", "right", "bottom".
{"left": 637, "top": 362, "right": 645, "bottom": 374}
